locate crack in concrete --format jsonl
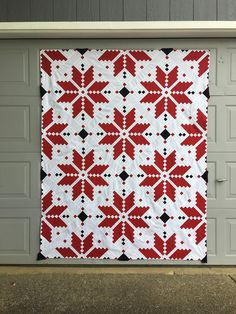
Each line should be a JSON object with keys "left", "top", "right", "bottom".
{"left": 228, "top": 275, "right": 236, "bottom": 284}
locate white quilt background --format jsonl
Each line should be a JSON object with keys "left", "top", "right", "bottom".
{"left": 40, "top": 48, "right": 210, "bottom": 261}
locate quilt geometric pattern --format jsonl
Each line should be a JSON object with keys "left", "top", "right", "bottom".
{"left": 40, "top": 48, "right": 210, "bottom": 261}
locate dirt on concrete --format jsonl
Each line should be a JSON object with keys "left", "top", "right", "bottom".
{"left": 0, "top": 269, "right": 236, "bottom": 313}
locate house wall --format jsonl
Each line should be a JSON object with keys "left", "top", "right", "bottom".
{"left": 0, "top": 0, "right": 236, "bottom": 22}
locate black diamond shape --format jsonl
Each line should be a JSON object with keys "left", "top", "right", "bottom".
{"left": 40, "top": 86, "right": 47, "bottom": 98}
{"left": 203, "top": 87, "right": 210, "bottom": 99}
{"left": 161, "top": 129, "right": 170, "bottom": 140}
{"left": 41, "top": 168, "right": 47, "bottom": 181}
{"left": 37, "top": 252, "right": 46, "bottom": 260}
{"left": 76, "top": 48, "right": 88, "bottom": 55}
{"left": 78, "top": 211, "right": 88, "bottom": 222}
{"left": 161, "top": 48, "right": 173, "bottom": 55}
{"left": 118, "top": 253, "right": 130, "bottom": 261}
{"left": 119, "top": 87, "right": 130, "bottom": 97}
{"left": 78, "top": 129, "right": 88, "bottom": 139}
{"left": 202, "top": 170, "right": 208, "bottom": 183}
{"left": 160, "top": 213, "right": 170, "bottom": 223}
{"left": 119, "top": 171, "right": 129, "bottom": 181}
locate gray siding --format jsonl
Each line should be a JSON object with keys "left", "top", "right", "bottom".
{"left": 7, "top": 0, "right": 30, "bottom": 22}
{"left": 0, "top": 0, "right": 236, "bottom": 21}
{"left": 170, "top": 0, "right": 194, "bottom": 21}
{"left": 54, "top": 0, "right": 77, "bottom": 21}
{"left": 76, "top": 0, "right": 100, "bottom": 21}
{"left": 194, "top": 0, "right": 217, "bottom": 21}
{"left": 30, "top": 0, "right": 53, "bottom": 21}
{"left": 100, "top": 0, "right": 123, "bottom": 21}
{"left": 147, "top": 0, "right": 170, "bottom": 21}
{"left": 218, "top": 0, "right": 236, "bottom": 20}
{"left": 124, "top": 0, "right": 147, "bottom": 21}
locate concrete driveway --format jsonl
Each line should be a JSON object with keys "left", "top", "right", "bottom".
{"left": 0, "top": 267, "right": 236, "bottom": 313}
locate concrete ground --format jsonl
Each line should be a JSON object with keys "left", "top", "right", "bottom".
{"left": 0, "top": 267, "right": 236, "bottom": 313}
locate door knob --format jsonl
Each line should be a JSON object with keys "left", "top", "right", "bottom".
{"left": 216, "top": 178, "right": 227, "bottom": 182}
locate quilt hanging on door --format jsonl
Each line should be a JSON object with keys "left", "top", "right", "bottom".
{"left": 40, "top": 48, "right": 210, "bottom": 261}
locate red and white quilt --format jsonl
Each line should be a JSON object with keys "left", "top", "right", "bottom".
{"left": 40, "top": 48, "right": 210, "bottom": 261}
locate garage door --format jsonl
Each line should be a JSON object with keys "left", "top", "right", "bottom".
{"left": 0, "top": 38, "right": 235, "bottom": 265}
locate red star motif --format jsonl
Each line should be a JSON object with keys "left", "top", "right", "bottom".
{"left": 42, "top": 108, "right": 68, "bottom": 160}
{"left": 183, "top": 50, "right": 210, "bottom": 77}
{"left": 99, "top": 108, "right": 150, "bottom": 160}
{"left": 57, "top": 66, "right": 109, "bottom": 118}
{"left": 140, "top": 150, "right": 191, "bottom": 202}
{"left": 41, "top": 50, "right": 67, "bottom": 76}
{"left": 181, "top": 109, "right": 207, "bottom": 160}
{"left": 41, "top": 190, "right": 67, "bottom": 243}
{"left": 98, "top": 50, "right": 152, "bottom": 76}
{"left": 57, "top": 150, "right": 109, "bottom": 201}
{"left": 140, "top": 233, "right": 191, "bottom": 260}
{"left": 181, "top": 192, "right": 206, "bottom": 244}
{"left": 57, "top": 232, "right": 108, "bottom": 258}
{"left": 141, "top": 66, "right": 193, "bottom": 118}
{"left": 98, "top": 192, "right": 149, "bottom": 243}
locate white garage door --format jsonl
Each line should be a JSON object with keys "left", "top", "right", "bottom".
{"left": 0, "top": 38, "right": 235, "bottom": 265}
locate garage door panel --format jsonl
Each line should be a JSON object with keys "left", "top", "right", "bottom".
{"left": 207, "top": 47, "right": 224, "bottom": 96}
{"left": 0, "top": 217, "right": 30, "bottom": 255}
{"left": 222, "top": 48, "right": 236, "bottom": 95}
{"left": 207, "top": 96, "right": 220, "bottom": 152}
{"left": 226, "top": 161, "right": 236, "bottom": 199}
{"left": 226, "top": 104, "right": 236, "bottom": 145}
{"left": 0, "top": 209, "right": 40, "bottom": 264}
{"left": 207, "top": 161, "right": 216, "bottom": 200}
{"left": 205, "top": 212, "right": 236, "bottom": 264}
{"left": 0, "top": 153, "right": 40, "bottom": 208}
{"left": 0, "top": 161, "right": 29, "bottom": 198}
{"left": 208, "top": 153, "right": 236, "bottom": 209}
{"left": 208, "top": 96, "right": 236, "bottom": 153}
{"left": 206, "top": 217, "right": 217, "bottom": 257}
{"left": 207, "top": 154, "right": 220, "bottom": 208}
{"left": 0, "top": 48, "right": 29, "bottom": 84}
{"left": 0, "top": 105, "right": 29, "bottom": 143}
{"left": 207, "top": 104, "right": 216, "bottom": 145}
{"left": 0, "top": 97, "right": 40, "bottom": 152}
{"left": 226, "top": 218, "right": 236, "bottom": 256}
{"left": 0, "top": 46, "right": 39, "bottom": 96}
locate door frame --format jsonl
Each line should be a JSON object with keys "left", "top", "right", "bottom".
{"left": 0, "top": 21, "right": 236, "bottom": 39}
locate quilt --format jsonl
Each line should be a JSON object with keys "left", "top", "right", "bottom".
{"left": 40, "top": 48, "right": 210, "bottom": 261}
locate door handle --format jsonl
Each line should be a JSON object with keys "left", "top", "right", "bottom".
{"left": 216, "top": 178, "right": 227, "bottom": 182}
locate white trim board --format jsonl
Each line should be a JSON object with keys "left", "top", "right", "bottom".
{"left": 0, "top": 21, "right": 236, "bottom": 38}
